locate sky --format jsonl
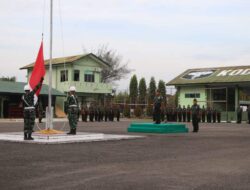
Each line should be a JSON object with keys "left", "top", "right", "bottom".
{"left": 1, "top": 0, "right": 250, "bottom": 92}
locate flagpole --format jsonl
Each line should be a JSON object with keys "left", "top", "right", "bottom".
{"left": 48, "top": 0, "right": 53, "bottom": 129}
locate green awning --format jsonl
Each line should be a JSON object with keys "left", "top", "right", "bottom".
{"left": 0, "top": 81, "right": 65, "bottom": 96}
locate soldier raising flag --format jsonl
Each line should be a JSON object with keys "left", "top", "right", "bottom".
{"left": 22, "top": 41, "right": 45, "bottom": 140}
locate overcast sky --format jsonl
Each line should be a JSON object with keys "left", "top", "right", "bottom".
{"left": 1, "top": 0, "right": 250, "bottom": 91}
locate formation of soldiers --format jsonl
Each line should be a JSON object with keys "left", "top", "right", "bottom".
{"left": 163, "top": 104, "right": 221, "bottom": 123}
{"left": 80, "top": 104, "right": 121, "bottom": 122}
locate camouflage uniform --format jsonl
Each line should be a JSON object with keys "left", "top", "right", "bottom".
{"left": 177, "top": 105, "right": 182, "bottom": 122}
{"left": 191, "top": 102, "right": 200, "bottom": 132}
{"left": 206, "top": 107, "right": 212, "bottom": 123}
{"left": 237, "top": 107, "right": 243, "bottom": 124}
{"left": 187, "top": 105, "right": 191, "bottom": 122}
{"left": 201, "top": 106, "right": 206, "bottom": 123}
{"left": 22, "top": 81, "right": 42, "bottom": 140}
{"left": 153, "top": 95, "right": 163, "bottom": 124}
{"left": 182, "top": 106, "right": 187, "bottom": 122}
{"left": 116, "top": 106, "right": 121, "bottom": 122}
{"left": 66, "top": 94, "right": 79, "bottom": 134}
{"left": 89, "top": 105, "right": 94, "bottom": 122}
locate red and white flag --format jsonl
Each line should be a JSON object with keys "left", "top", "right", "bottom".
{"left": 29, "top": 41, "right": 46, "bottom": 104}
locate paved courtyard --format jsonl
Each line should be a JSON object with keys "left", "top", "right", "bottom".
{"left": 0, "top": 119, "right": 250, "bottom": 190}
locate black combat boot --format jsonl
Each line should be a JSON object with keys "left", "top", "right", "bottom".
{"left": 27, "top": 133, "right": 34, "bottom": 140}
{"left": 72, "top": 128, "right": 76, "bottom": 135}
{"left": 24, "top": 132, "right": 28, "bottom": 140}
{"left": 67, "top": 129, "right": 73, "bottom": 135}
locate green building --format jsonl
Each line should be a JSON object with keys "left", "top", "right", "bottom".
{"left": 20, "top": 53, "right": 113, "bottom": 113}
{"left": 0, "top": 81, "right": 64, "bottom": 118}
{"left": 167, "top": 65, "right": 250, "bottom": 121}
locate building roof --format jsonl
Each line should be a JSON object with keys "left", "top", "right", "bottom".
{"left": 167, "top": 65, "right": 250, "bottom": 86}
{"left": 20, "top": 53, "right": 110, "bottom": 70}
{"left": 0, "top": 81, "right": 65, "bottom": 96}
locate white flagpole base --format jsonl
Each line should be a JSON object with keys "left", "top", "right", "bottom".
{"left": 46, "top": 106, "right": 54, "bottom": 129}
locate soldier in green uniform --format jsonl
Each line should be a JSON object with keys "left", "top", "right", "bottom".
{"left": 187, "top": 105, "right": 191, "bottom": 122}
{"left": 182, "top": 105, "right": 187, "bottom": 122}
{"left": 22, "top": 77, "right": 43, "bottom": 140}
{"left": 201, "top": 105, "right": 206, "bottom": 123}
{"left": 237, "top": 106, "right": 243, "bottom": 124}
{"left": 66, "top": 86, "right": 79, "bottom": 135}
{"left": 247, "top": 105, "right": 250, "bottom": 124}
{"left": 206, "top": 107, "right": 212, "bottom": 123}
{"left": 191, "top": 99, "right": 200, "bottom": 133}
{"left": 153, "top": 90, "right": 163, "bottom": 124}
{"left": 177, "top": 105, "right": 182, "bottom": 122}
{"left": 212, "top": 108, "right": 217, "bottom": 123}
{"left": 217, "top": 109, "right": 221, "bottom": 123}
{"left": 104, "top": 105, "right": 109, "bottom": 122}
{"left": 116, "top": 105, "right": 121, "bottom": 122}
{"left": 89, "top": 104, "right": 94, "bottom": 122}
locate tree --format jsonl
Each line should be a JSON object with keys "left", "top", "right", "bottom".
{"left": 95, "top": 45, "right": 132, "bottom": 83}
{"left": 138, "top": 78, "right": 147, "bottom": 104}
{"left": 114, "top": 91, "right": 129, "bottom": 104}
{"left": 134, "top": 106, "right": 142, "bottom": 118}
{"left": 0, "top": 76, "right": 16, "bottom": 82}
{"left": 129, "top": 74, "right": 138, "bottom": 104}
{"left": 158, "top": 80, "right": 166, "bottom": 104}
{"left": 148, "top": 77, "right": 156, "bottom": 102}
{"left": 123, "top": 104, "right": 131, "bottom": 118}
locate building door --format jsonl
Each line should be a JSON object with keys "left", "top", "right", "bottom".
{"left": 3, "top": 100, "right": 9, "bottom": 118}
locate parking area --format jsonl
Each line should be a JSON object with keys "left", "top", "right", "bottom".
{"left": 0, "top": 120, "right": 250, "bottom": 190}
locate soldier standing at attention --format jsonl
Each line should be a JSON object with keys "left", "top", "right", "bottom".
{"left": 237, "top": 106, "right": 243, "bottom": 124}
{"left": 153, "top": 90, "right": 163, "bottom": 124}
{"left": 116, "top": 105, "right": 121, "bottom": 122}
{"left": 22, "top": 77, "right": 44, "bottom": 140}
{"left": 191, "top": 99, "right": 200, "bottom": 133}
{"left": 66, "top": 86, "right": 79, "bottom": 135}
{"left": 81, "top": 104, "right": 88, "bottom": 122}
{"left": 109, "top": 106, "right": 115, "bottom": 121}
{"left": 94, "top": 106, "right": 99, "bottom": 122}
{"left": 104, "top": 105, "right": 109, "bottom": 122}
{"left": 212, "top": 108, "right": 217, "bottom": 123}
{"left": 217, "top": 109, "right": 221, "bottom": 123}
{"left": 201, "top": 105, "right": 206, "bottom": 123}
{"left": 247, "top": 105, "right": 250, "bottom": 124}
{"left": 81, "top": 104, "right": 85, "bottom": 122}
{"left": 187, "top": 105, "right": 191, "bottom": 122}
{"left": 89, "top": 104, "right": 94, "bottom": 122}
{"left": 99, "top": 105, "right": 104, "bottom": 121}
{"left": 182, "top": 105, "right": 187, "bottom": 122}
{"left": 177, "top": 105, "right": 182, "bottom": 122}
{"left": 206, "top": 107, "right": 212, "bottom": 123}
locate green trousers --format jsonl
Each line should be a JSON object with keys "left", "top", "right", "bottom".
{"left": 23, "top": 109, "right": 35, "bottom": 133}
{"left": 68, "top": 107, "right": 78, "bottom": 129}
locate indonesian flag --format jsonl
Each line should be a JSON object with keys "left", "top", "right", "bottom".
{"left": 29, "top": 41, "right": 45, "bottom": 104}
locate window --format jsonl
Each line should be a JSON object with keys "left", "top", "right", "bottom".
{"left": 84, "top": 74, "right": 95, "bottom": 82}
{"left": 185, "top": 93, "right": 200, "bottom": 98}
{"left": 74, "top": 70, "right": 80, "bottom": 81}
{"left": 60, "top": 70, "right": 68, "bottom": 82}
{"left": 212, "top": 89, "right": 226, "bottom": 101}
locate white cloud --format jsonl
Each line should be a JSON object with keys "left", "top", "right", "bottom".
{"left": 1, "top": 0, "right": 250, "bottom": 90}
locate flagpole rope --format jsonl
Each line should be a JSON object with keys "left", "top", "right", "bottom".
{"left": 58, "top": 0, "right": 66, "bottom": 72}
{"left": 42, "top": 0, "right": 46, "bottom": 39}
{"left": 58, "top": 0, "right": 68, "bottom": 130}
